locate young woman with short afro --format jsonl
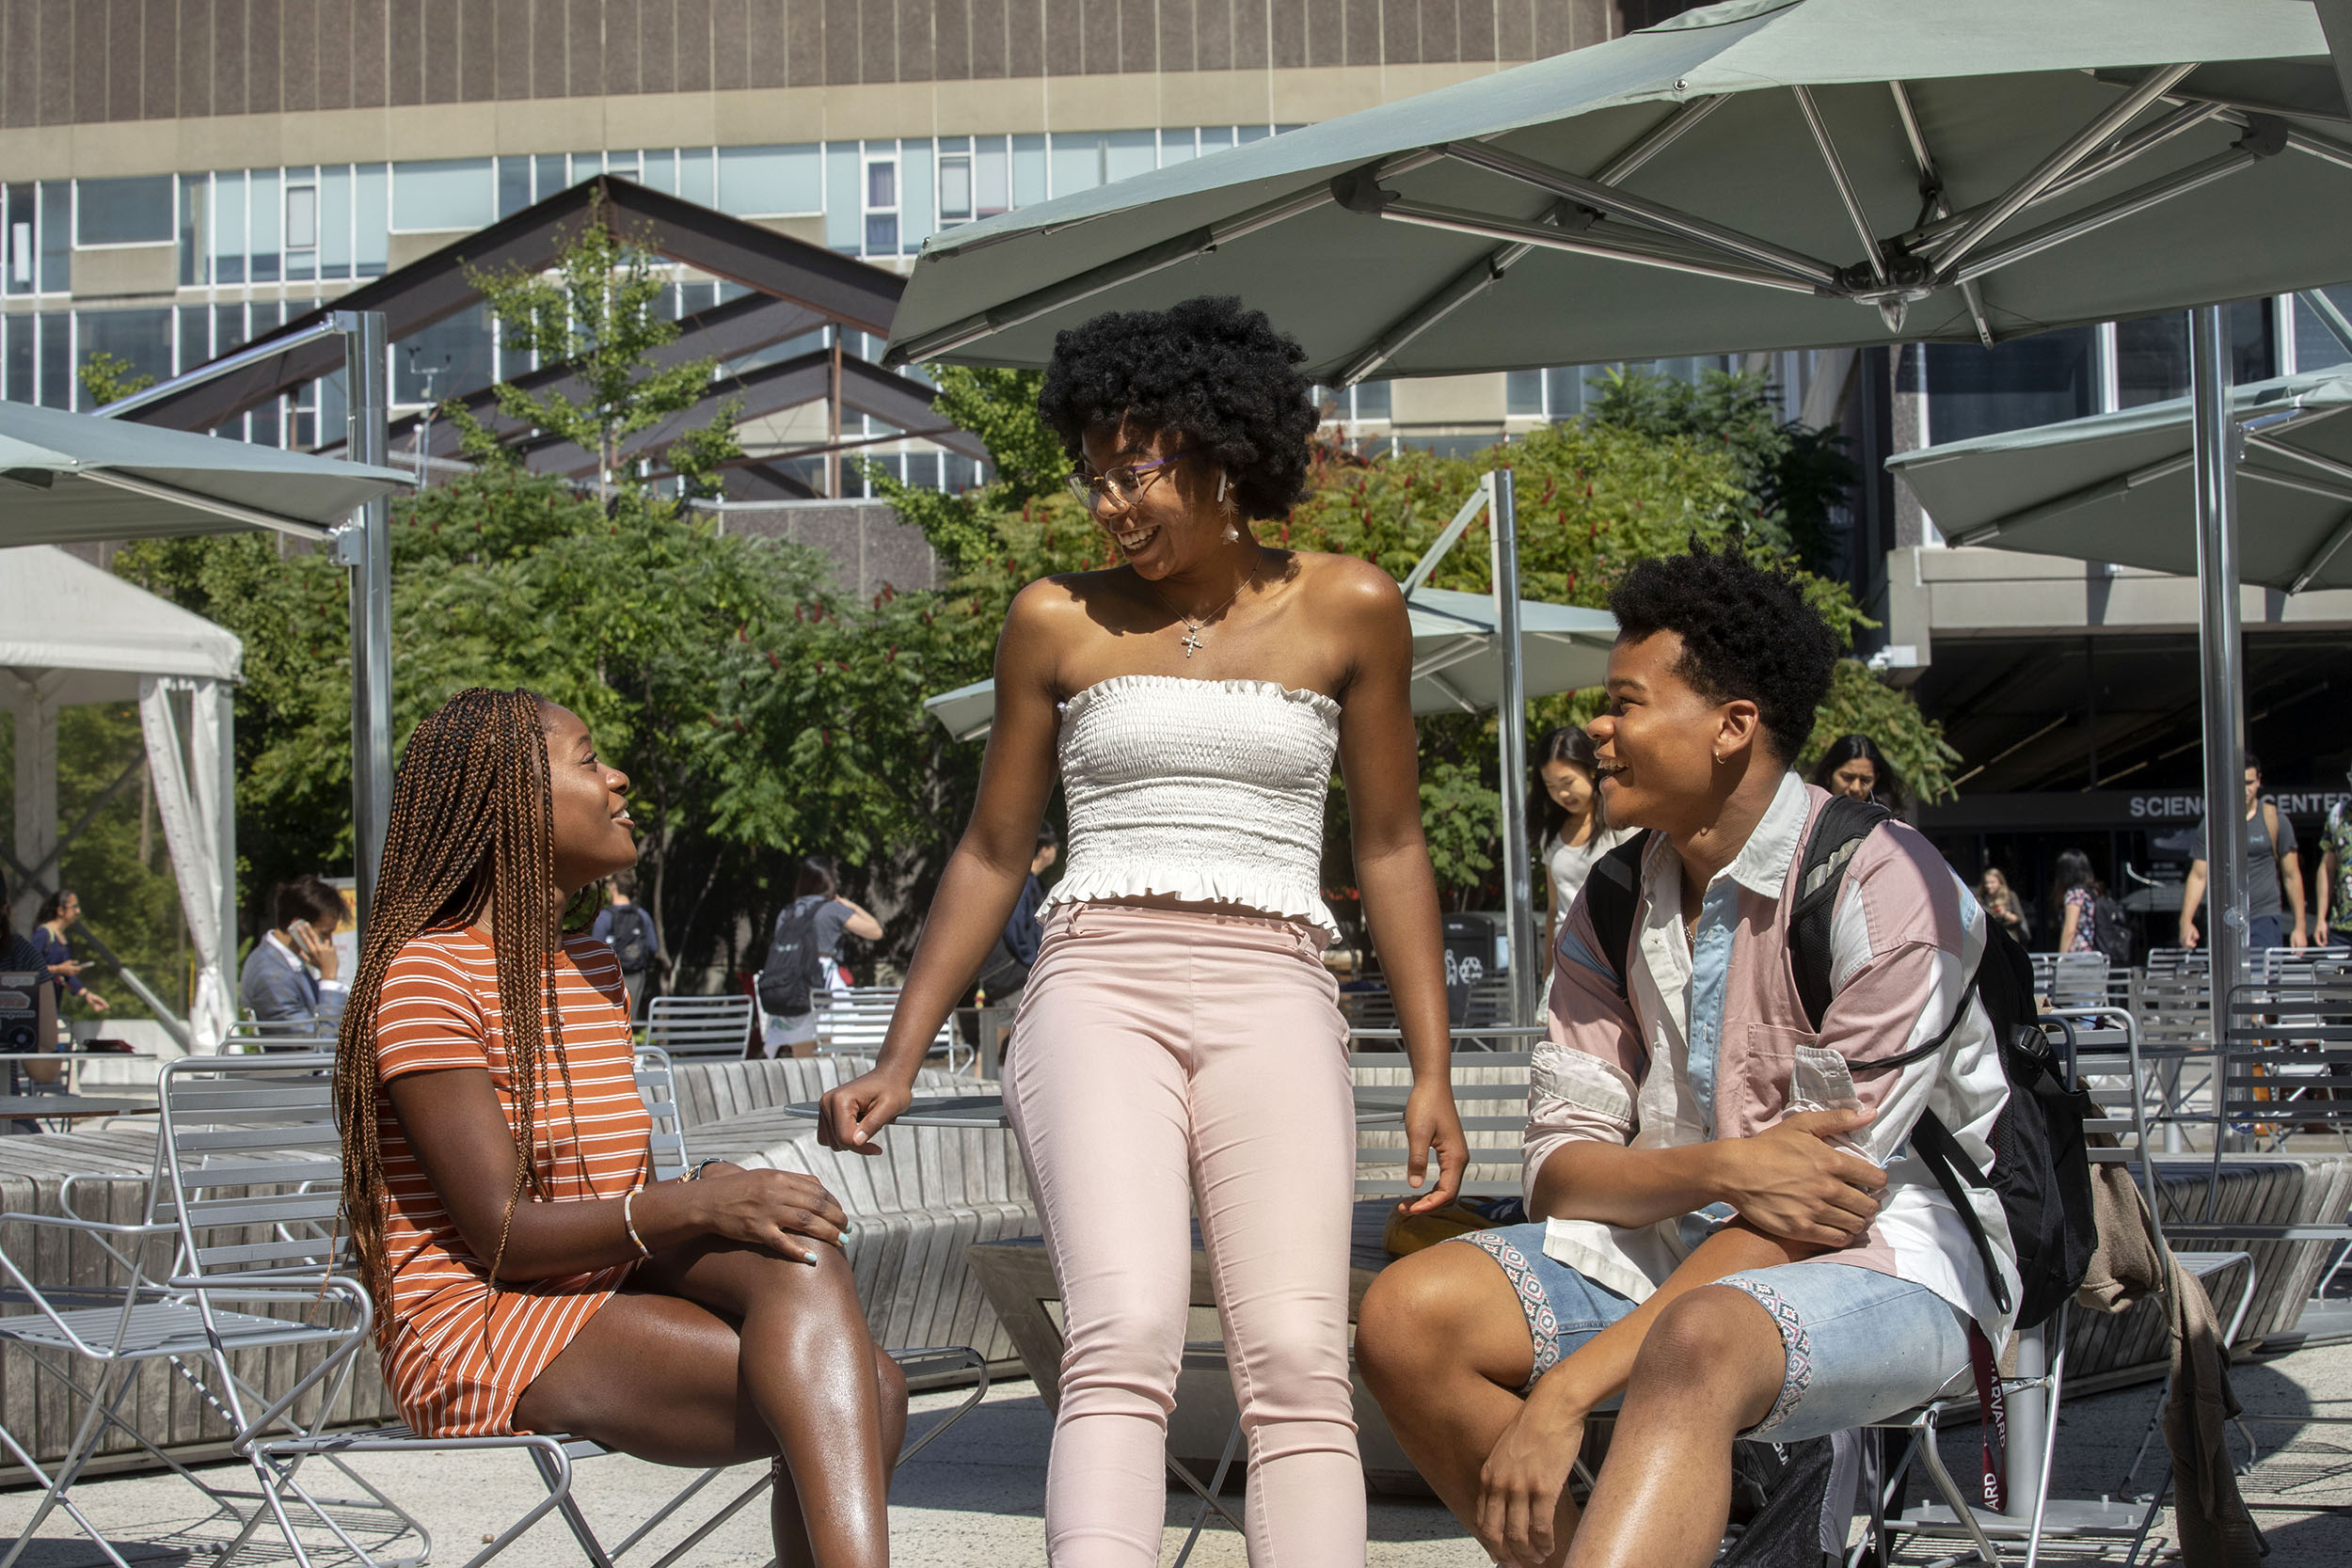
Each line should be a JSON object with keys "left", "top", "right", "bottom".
{"left": 1035, "top": 293, "right": 1323, "bottom": 521}
{"left": 819, "top": 296, "right": 1469, "bottom": 1565}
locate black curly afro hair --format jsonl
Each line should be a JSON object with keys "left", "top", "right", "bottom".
{"left": 1036, "top": 295, "right": 1321, "bottom": 521}
{"left": 1607, "top": 541, "right": 1838, "bottom": 765}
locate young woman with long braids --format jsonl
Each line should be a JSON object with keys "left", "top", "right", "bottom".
{"left": 820, "top": 297, "right": 1468, "bottom": 1567}
{"left": 336, "top": 687, "right": 905, "bottom": 1568}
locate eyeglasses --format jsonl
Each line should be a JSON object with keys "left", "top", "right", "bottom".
{"left": 1066, "top": 451, "right": 1185, "bottom": 512}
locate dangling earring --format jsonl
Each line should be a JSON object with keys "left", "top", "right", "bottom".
{"left": 1217, "top": 473, "right": 1240, "bottom": 542}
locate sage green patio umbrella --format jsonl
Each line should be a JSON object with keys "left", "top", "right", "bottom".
{"left": 1886, "top": 364, "right": 2352, "bottom": 592}
{"left": 0, "top": 398, "right": 410, "bottom": 545}
{"left": 887, "top": 0, "right": 2352, "bottom": 377}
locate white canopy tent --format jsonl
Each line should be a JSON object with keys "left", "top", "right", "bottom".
{"left": 2, "top": 546, "right": 243, "bottom": 1051}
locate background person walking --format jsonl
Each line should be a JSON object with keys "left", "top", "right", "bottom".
{"left": 592, "top": 873, "right": 661, "bottom": 1022}
{"left": 757, "top": 856, "right": 882, "bottom": 1058}
{"left": 2179, "top": 753, "right": 2307, "bottom": 954}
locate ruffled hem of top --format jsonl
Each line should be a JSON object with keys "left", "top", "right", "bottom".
{"left": 1041, "top": 864, "right": 1342, "bottom": 940}
{"left": 1058, "top": 673, "right": 1341, "bottom": 722}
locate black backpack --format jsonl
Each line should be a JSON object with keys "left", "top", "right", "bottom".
{"left": 755, "top": 896, "right": 828, "bottom": 1018}
{"left": 1581, "top": 795, "right": 2096, "bottom": 1330}
{"left": 608, "top": 907, "right": 655, "bottom": 974}
{"left": 2090, "top": 892, "right": 2134, "bottom": 969}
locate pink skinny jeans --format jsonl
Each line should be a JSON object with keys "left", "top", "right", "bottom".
{"left": 1004, "top": 902, "right": 1364, "bottom": 1567}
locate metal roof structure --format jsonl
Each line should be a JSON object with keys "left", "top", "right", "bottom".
{"left": 116, "top": 175, "right": 982, "bottom": 498}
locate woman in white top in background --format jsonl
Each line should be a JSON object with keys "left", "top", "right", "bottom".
{"left": 1534, "top": 725, "right": 1633, "bottom": 954}
{"left": 820, "top": 296, "right": 1466, "bottom": 1567}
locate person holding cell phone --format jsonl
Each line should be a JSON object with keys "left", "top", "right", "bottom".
{"left": 239, "top": 875, "right": 352, "bottom": 1040}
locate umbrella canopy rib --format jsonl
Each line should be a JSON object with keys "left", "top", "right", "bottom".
{"left": 1335, "top": 95, "right": 1728, "bottom": 386}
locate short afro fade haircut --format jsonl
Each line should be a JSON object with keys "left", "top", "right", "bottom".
{"left": 1607, "top": 541, "right": 1838, "bottom": 765}
{"left": 1036, "top": 295, "right": 1321, "bottom": 520}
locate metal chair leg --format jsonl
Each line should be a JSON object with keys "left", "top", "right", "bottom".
{"left": 1170, "top": 1417, "right": 1248, "bottom": 1568}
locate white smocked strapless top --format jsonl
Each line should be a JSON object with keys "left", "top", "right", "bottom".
{"left": 1043, "top": 675, "right": 1343, "bottom": 940}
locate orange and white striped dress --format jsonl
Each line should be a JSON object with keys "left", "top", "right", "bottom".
{"left": 372, "top": 927, "right": 651, "bottom": 1437}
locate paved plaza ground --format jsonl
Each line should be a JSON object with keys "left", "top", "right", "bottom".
{"left": 7, "top": 1338, "right": 2347, "bottom": 1566}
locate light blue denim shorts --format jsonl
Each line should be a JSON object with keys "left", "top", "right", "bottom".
{"left": 1450, "top": 1222, "right": 1971, "bottom": 1443}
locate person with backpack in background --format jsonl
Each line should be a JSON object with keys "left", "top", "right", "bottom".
{"left": 757, "top": 855, "right": 882, "bottom": 1058}
{"left": 2051, "top": 848, "right": 2134, "bottom": 969}
{"left": 2179, "top": 753, "right": 2307, "bottom": 955}
{"left": 2316, "top": 764, "right": 2352, "bottom": 947}
{"left": 591, "top": 873, "right": 661, "bottom": 1022}
{"left": 1356, "top": 544, "right": 2080, "bottom": 1568}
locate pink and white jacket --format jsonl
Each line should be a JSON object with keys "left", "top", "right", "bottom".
{"left": 1528, "top": 772, "right": 2019, "bottom": 1346}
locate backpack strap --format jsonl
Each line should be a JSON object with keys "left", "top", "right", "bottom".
{"left": 1789, "top": 796, "right": 1893, "bottom": 1031}
{"left": 1581, "top": 832, "right": 1654, "bottom": 998}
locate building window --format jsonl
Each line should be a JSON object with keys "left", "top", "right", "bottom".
{"left": 719, "top": 144, "right": 823, "bottom": 217}
{"left": 74, "top": 175, "right": 174, "bottom": 246}
{"left": 1923, "top": 327, "right": 2100, "bottom": 445}
{"left": 864, "top": 157, "right": 898, "bottom": 257}
{"left": 5, "top": 184, "right": 34, "bottom": 292}
{"left": 390, "top": 158, "right": 495, "bottom": 232}
{"left": 939, "top": 153, "right": 973, "bottom": 224}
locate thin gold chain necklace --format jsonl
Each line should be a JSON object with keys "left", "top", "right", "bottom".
{"left": 1155, "top": 558, "right": 1259, "bottom": 657}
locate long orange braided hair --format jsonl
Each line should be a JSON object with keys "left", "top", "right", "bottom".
{"left": 334, "top": 687, "right": 595, "bottom": 1343}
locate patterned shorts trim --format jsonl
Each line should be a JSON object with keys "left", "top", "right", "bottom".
{"left": 1454, "top": 1228, "right": 1562, "bottom": 1395}
{"left": 1716, "top": 1275, "right": 1814, "bottom": 1435}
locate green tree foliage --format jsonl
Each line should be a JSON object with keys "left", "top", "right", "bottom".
{"left": 115, "top": 472, "right": 975, "bottom": 985}
{"left": 860, "top": 366, "right": 1072, "bottom": 571}
{"left": 77, "top": 351, "right": 155, "bottom": 408}
{"left": 452, "top": 192, "right": 741, "bottom": 491}
{"left": 0, "top": 704, "right": 190, "bottom": 1022}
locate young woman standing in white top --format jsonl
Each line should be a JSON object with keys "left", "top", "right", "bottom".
{"left": 821, "top": 297, "right": 1467, "bottom": 1566}
{"left": 1533, "top": 726, "right": 1634, "bottom": 955}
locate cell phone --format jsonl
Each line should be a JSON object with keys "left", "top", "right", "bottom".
{"left": 288, "top": 919, "right": 316, "bottom": 944}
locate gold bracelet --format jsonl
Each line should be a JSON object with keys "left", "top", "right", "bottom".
{"left": 622, "top": 1182, "right": 650, "bottom": 1259}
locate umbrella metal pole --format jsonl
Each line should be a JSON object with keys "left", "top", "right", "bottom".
{"left": 2189, "top": 303, "right": 2249, "bottom": 1063}
{"left": 334, "top": 310, "right": 394, "bottom": 939}
{"left": 1488, "top": 469, "right": 1538, "bottom": 1027}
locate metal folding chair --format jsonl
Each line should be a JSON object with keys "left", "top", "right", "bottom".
{"left": 257, "top": 1044, "right": 991, "bottom": 1568}
{"left": 643, "top": 994, "right": 758, "bottom": 1060}
{"left": 0, "top": 1053, "right": 400, "bottom": 1568}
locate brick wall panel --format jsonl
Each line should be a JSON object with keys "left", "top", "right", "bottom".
{"left": 1494, "top": 0, "right": 1528, "bottom": 57}
{"left": 141, "top": 0, "right": 178, "bottom": 117}
{"left": 72, "top": 0, "right": 105, "bottom": 123}
{"left": 491, "top": 0, "right": 530, "bottom": 98}
{"left": 454, "top": 0, "right": 496, "bottom": 101}
{"left": 1157, "top": 0, "right": 1191, "bottom": 73}
{"left": 1196, "top": 0, "right": 1230, "bottom": 72}
{"left": 1532, "top": 0, "right": 1569, "bottom": 56}
{"left": 898, "top": 0, "right": 933, "bottom": 83}
{"left": 933, "top": 0, "right": 969, "bottom": 80}
{"left": 4, "top": 0, "right": 38, "bottom": 127}
{"left": 317, "top": 0, "right": 357, "bottom": 108}
{"left": 1567, "top": 0, "right": 1609, "bottom": 49}
{"left": 746, "top": 0, "right": 788, "bottom": 85}
{"left": 283, "top": 0, "right": 318, "bottom": 112}
{"left": 104, "top": 0, "right": 137, "bottom": 120}
{"left": 640, "top": 0, "right": 676, "bottom": 93}
{"left": 1387, "top": 0, "right": 1423, "bottom": 65}
{"left": 1301, "top": 0, "right": 1338, "bottom": 68}
{"left": 1344, "top": 0, "right": 1379, "bottom": 66}
{"left": 1038, "top": 0, "right": 1075, "bottom": 75}
{"left": 351, "top": 0, "right": 386, "bottom": 107}
{"left": 1118, "top": 0, "right": 1152, "bottom": 74}
{"left": 975, "top": 0, "right": 1010, "bottom": 77}
{"left": 787, "top": 0, "right": 823, "bottom": 85}
{"left": 247, "top": 0, "right": 280, "bottom": 114}
{"left": 823, "top": 0, "right": 857, "bottom": 82}
{"left": 566, "top": 0, "right": 604, "bottom": 94}
{"left": 1459, "top": 0, "right": 1493, "bottom": 60}
{"left": 1420, "top": 0, "right": 1457, "bottom": 62}
{"left": 1233, "top": 0, "right": 1267, "bottom": 70}
{"left": 859, "top": 0, "right": 895, "bottom": 82}
{"left": 1078, "top": 0, "right": 1114, "bottom": 74}
{"left": 677, "top": 0, "right": 715, "bottom": 90}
